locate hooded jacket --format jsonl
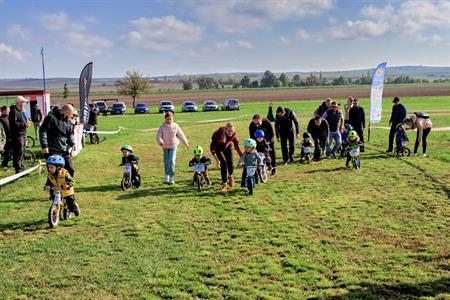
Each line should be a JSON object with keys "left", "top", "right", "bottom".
{"left": 39, "top": 109, "right": 75, "bottom": 154}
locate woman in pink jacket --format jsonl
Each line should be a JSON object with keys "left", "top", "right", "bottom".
{"left": 404, "top": 113, "right": 432, "bottom": 156}
{"left": 157, "top": 112, "right": 189, "bottom": 184}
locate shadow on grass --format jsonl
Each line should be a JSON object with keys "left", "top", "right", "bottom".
{"left": 323, "top": 277, "right": 450, "bottom": 300}
{"left": 0, "top": 218, "right": 48, "bottom": 232}
{"left": 303, "top": 166, "right": 348, "bottom": 174}
{"left": 0, "top": 197, "right": 45, "bottom": 204}
{"left": 76, "top": 183, "right": 121, "bottom": 193}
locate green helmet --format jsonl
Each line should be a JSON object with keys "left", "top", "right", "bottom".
{"left": 348, "top": 130, "right": 357, "bottom": 140}
{"left": 244, "top": 138, "right": 257, "bottom": 149}
{"left": 121, "top": 145, "right": 133, "bottom": 153}
{"left": 193, "top": 145, "right": 203, "bottom": 156}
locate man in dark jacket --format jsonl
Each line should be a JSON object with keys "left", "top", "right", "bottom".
{"left": 275, "top": 107, "right": 299, "bottom": 164}
{"left": 249, "top": 114, "right": 277, "bottom": 174}
{"left": 8, "top": 96, "right": 31, "bottom": 173}
{"left": 387, "top": 96, "right": 407, "bottom": 153}
{"left": 349, "top": 98, "right": 366, "bottom": 151}
{"left": 314, "top": 98, "right": 332, "bottom": 117}
{"left": 40, "top": 104, "right": 76, "bottom": 176}
{"left": 322, "top": 101, "right": 344, "bottom": 158}
{"left": 1, "top": 105, "right": 12, "bottom": 171}
{"left": 307, "top": 115, "right": 330, "bottom": 161}
{"left": 87, "top": 104, "right": 99, "bottom": 144}
{"left": 31, "top": 103, "right": 44, "bottom": 139}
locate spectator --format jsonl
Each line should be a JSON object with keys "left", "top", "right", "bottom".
{"left": 87, "top": 104, "right": 99, "bottom": 144}
{"left": 249, "top": 114, "right": 277, "bottom": 175}
{"left": 1, "top": 105, "right": 12, "bottom": 171}
{"left": 275, "top": 106, "right": 300, "bottom": 165}
{"left": 210, "top": 122, "right": 243, "bottom": 192}
{"left": 0, "top": 118, "right": 5, "bottom": 153}
{"left": 314, "top": 98, "right": 332, "bottom": 117}
{"left": 386, "top": 97, "right": 407, "bottom": 153}
{"left": 8, "top": 96, "right": 31, "bottom": 173}
{"left": 344, "top": 96, "right": 353, "bottom": 124}
{"left": 323, "top": 101, "right": 344, "bottom": 158}
{"left": 31, "top": 103, "right": 44, "bottom": 139}
{"left": 39, "top": 104, "right": 76, "bottom": 177}
{"left": 404, "top": 113, "right": 432, "bottom": 156}
{"left": 307, "top": 115, "right": 330, "bottom": 161}
{"left": 349, "top": 98, "right": 366, "bottom": 152}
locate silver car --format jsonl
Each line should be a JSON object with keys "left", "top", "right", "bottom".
{"left": 159, "top": 100, "right": 175, "bottom": 113}
{"left": 181, "top": 101, "right": 198, "bottom": 112}
{"left": 202, "top": 100, "right": 219, "bottom": 111}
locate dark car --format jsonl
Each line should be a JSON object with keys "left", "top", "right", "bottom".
{"left": 111, "top": 102, "right": 127, "bottom": 115}
{"left": 159, "top": 101, "right": 175, "bottom": 113}
{"left": 134, "top": 103, "right": 149, "bottom": 114}
{"left": 181, "top": 101, "right": 198, "bottom": 112}
{"left": 202, "top": 100, "right": 219, "bottom": 111}
{"left": 221, "top": 98, "right": 240, "bottom": 111}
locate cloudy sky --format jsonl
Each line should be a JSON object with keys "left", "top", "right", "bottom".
{"left": 0, "top": 0, "right": 449, "bottom": 78}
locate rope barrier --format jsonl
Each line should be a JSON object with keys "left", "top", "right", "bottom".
{"left": 0, "top": 162, "right": 45, "bottom": 188}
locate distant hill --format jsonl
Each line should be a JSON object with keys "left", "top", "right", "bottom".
{"left": 0, "top": 66, "right": 448, "bottom": 91}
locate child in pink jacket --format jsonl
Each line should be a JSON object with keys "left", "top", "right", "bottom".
{"left": 157, "top": 112, "right": 189, "bottom": 184}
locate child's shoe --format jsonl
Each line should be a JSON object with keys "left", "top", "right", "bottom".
{"left": 163, "top": 175, "right": 170, "bottom": 184}
{"left": 74, "top": 203, "right": 80, "bottom": 217}
{"left": 422, "top": 153, "right": 427, "bottom": 157}
{"left": 169, "top": 177, "right": 175, "bottom": 185}
{"left": 228, "top": 176, "right": 235, "bottom": 188}
{"left": 221, "top": 183, "right": 228, "bottom": 192}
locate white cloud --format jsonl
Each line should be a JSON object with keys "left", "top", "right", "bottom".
{"left": 191, "top": 0, "right": 333, "bottom": 34}
{"left": 361, "top": 4, "right": 395, "bottom": 20}
{"left": 0, "top": 43, "right": 26, "bottom": 62}
{"left": 237, "top": 40, "right": 252, "bottom": 49}
{"left": 39, "top": 12, "right": 85, "bottom": 32}
{"left": 63, "top": 32, "right": 113, "bottom": 57}
{"left": 280, "top": 36, "right": 291, "bottom": 45}
{"left": 6, "top": 24, "right": 30, "bottom": 42}
{"left": 215, "top": 41, "right": 231, "bottom": 49}
{"left": 396, "top": 0, "right": 450, "bottom": 33}
{"left": 295, "top": 29, "right": 311, "bottom": 42}
{"left": 125, "top": 15, "right": 202, "bottom": 51}
{"left": 328, "top": 20, "right": 390, "bottom": 40}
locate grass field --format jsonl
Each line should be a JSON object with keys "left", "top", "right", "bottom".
{"left": 0, "top": 96, "right": 449, "bottom": 299}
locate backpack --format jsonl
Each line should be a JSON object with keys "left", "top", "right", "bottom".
{"left": 414, "top": 112, "right": 429, "bottom": 119}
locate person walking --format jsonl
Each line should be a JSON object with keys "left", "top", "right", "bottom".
{"left": 8, "top": 96, "right": 31, "bottom": 173}
{"left": 275, "top": 106, "right": 300, "bottom": 165}
{"left": 31, "top": 103, "right": 44, "bottom": 140}
{"left": 386, "top": 96, "right": 407, "bottom": 153}
{"left": 404, "top": 113, "right": 432, "bottom": 156}
{"left": 349, "top": 98, "right": 366, "bottom": 152}
{"left": 210, "top": 122, "right": 243, "bottom": 192}
{"left": 249, "top": 114, "right": 277, "bottom": 175}
{"left": 307, "top": 115, "right": 330, "bottom": 161}
{"left": 0, "top": 106, "right": 12, "bottom": 171}
{"left": 87, "top": 104, "right": 99, "bottom": 144}
{"left": 322, "top": 101, "right": 344, "bottom": 158}
{"left": 156, "top": 111, "right": 189, "bottom": 185}
{"left": 344, "top": 96, "right": 353, "bottom": 125}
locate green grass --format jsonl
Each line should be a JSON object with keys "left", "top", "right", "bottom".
{"left": 0, "top": 96, "right": 449, "bottom": 299}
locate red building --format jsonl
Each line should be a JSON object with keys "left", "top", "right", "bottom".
{"left": 0, "top": 89, "right": 51, "bottom": 117}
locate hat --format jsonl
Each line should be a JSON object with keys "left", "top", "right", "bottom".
{"left": 392, "top": 97, "right": 400, "bottom": 103}
{"left": 16, "top": 96, "right": 28, "bottom": 103}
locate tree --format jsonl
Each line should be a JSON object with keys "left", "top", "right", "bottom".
{"left": 182, "top": 79, "right": 193, "bottom": 90}
{"left": 279, "top": 73, "right": 289, "bottom": 87}
{"left": 196, "top": 76, "right": 215, "bottom": 89}
{"left": 332, "top": 76, "right": 348, "bottom": 85}
{"left": 240, "top": 75, "right": 251, "bottom": 88}
{"left": 292, "top": 74, "right": 301, "bottom": 86}
{"left": 63, "top": 83, "right": 69, "bottom": 99}
{"left": 115, "top": 70, "right": 151, "bottom": 108}
{"left": 261, "top": 70, "right": 277, "bottom": 87}
{"left": 251, "top": 80, "right": 259, "bottom": 88}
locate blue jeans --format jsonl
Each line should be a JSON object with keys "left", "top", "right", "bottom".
{"left": 163, "top": 148, "right": 177, "bottom": 177}
{"left": 326, "top": 131, "right": 342, "bottom": 157}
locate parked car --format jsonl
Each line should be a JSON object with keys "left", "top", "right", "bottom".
{"left": 202, "top": 100, "right": 219, "bottom": 111}
{"left": 159, "top": 100, "right": 175, "bottom": 113}
{"left": 221, "top": 98, "right": 240, "bottom": 111}
{"left": 181, "top": 101, "right": 198, "bottom": 112}
{"left": 93, "top": 101, "right": 107, "bottom": 115}
{"left": 134, "top": 103, "right": 149, "bottom": 114}
{"left": 111, "top": 102, "right": 127, "bottom": 115}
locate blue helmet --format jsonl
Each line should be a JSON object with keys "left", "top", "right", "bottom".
{"left": 254, "top": 129, "right": 265, "bottom": 138}
{"left": 345, "top": 123, "right": 353, "bottom": 131}
{"left": 46, "top": 155, "right": 65, "bottom": 167}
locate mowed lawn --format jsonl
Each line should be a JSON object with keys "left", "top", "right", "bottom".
{"left": 0, "top": 96, "right": 449, "bottom": 299}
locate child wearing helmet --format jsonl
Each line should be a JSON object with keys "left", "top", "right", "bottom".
{"left": 345, "top": 130, "right": 360, "bottom": 167}
{"left": 395, "top": 123, "right": 409, "bottom": 153}
{"left": 238, "top": 138, "right": 262, "bottom": 187}
{"left": 254, "top": 129, "right": 272, "bottom": 168}
{"left": 44, "top": 155, "right": 80, "bottom": 216}
{"left": 297, "top": 132, "right": 314, "bottom": 163}
{"left": 120, "top": 145, "right": 141, "bottom": 188}
{"left": 340, "top": 123, "right": 353, "bottom": 158}
{"left": 188, "top": 145, "right": 212, "bottom": 185}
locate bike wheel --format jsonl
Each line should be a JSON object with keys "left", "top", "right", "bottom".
{"left": 121, "top": 177, "right": 131, "bottom": 191}
{"left": 352, "top": 157, "right": 357, "bottom": 170}
{"left": 24, "top": 150, "right": 36, "bottom": 167}
{"left": 63, "top": 208, "right": 73, "bottom": 220}
{"left": 48, "top": 205, "right": 60, "bottom": 228}
{"left": 196, "top": 176, "right": 202, "bottom": 190}
{"left": 356, "top": 157, "right": 361, "bottom": 170}
{"left": 401, "top": 147, "right": 410, "bottom": 157}
{"left": 26, "top": 136, "right": 35, "bottom": 148}
{"left": 259, "top": 165, "right": 268, "bottom": 183}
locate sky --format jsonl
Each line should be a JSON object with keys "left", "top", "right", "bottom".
{"left": 0, "top": 0, "right": 449, "bottom": 78}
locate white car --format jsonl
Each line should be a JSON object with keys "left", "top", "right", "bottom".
{"left": 181, "top": 101, "right": 198, "bottom": 112}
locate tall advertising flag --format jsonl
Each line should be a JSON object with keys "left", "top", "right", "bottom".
{"left": 368, "top": 62, "right": 387, "bottom": 142}
{"left": 79, "top": 62, "right": 93, "bottom": 124}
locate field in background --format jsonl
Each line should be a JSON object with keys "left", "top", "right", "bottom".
{"left": 0, "top": 96, "right": 449, "bottom": 298}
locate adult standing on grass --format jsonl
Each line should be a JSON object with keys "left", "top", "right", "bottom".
{"left": 210, "top": 122, "right": 243, "bottom": 192}
{"left": 344, "top": 96, "right": 353, "bottom": 125}
{"left": 249, "top": 114, "right": 277, "bottom": 175}
{"left": 31, "top": 103, "right": 44, "bottom": 140}
{"left": 307, "top": 115, "right": 330, "bottom": 161}
{"left": 349, "top": 98, "right": 366, "bottom": 152}
{"left": 275, "top": 106, "right": 300, "bottom": 165}
{"left": 314, "top": 98, "right": 332, "bottom": 117}
{"left": 404, "top": 113, "right": 432, "bottom": 157}
{"left": 1, "top": 106, "right": 12, "bottom": 172}
{"left": 39, "top": 104, "right": 76, "bottom": 177}
{"left": 386, "top": 97, "right": 407, "bottom": 153}
{"left": 8, "top": 96, "right": 31, "bottom": 173}
{"left": 322, "top": 101, "right": 344, "bottom": 158}
{"left": 87, "top": 104, "right": 99, "bottom": 144}
{"left": 157, "top": 111, "right": 189, "bottom": 185}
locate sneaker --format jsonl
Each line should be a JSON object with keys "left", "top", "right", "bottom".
{"left": 163, "top": 175, "right": 170, "bottom": 184}
{"left": 229, "top": 176, "right": 235, "bottom": 188}
{"left": 422, "top": 153, "right": 427, "bottom": 157}
{"left": 410, "top": 153, "right": 417, "bottom": 157}
{"left": 3, "top": 167, "right": 9, "bottom": 172}
{"left": 271, "top": 168, "right": 277, "bottom": 175}
{"left": 168, "top": 177, "right": 175, "bottom": 185}
{"left": 73, "top": 204, "right": 80, "bottom": 217}
{"left": 221, "top": 183, "right": 228, "bottom": 192}
{"left": 283, "top": 161, "right": 289, "bottom": 166}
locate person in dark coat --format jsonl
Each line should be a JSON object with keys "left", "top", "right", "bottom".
{"left": 8, "top": 96, "right": 31, "bottom": 173}
{"left": 249, "top": 114, "right": 277, "bottom": 174}
{"left": 1, "top": 105, "right": 12, "bottom": 171}
{"left": 275, "top": 107, "right": 300, "bottom": 164}
{"left": 87, "top": 104, "right": 99, "bottom": 144}
{"left": 31, "top": 103, "right": 44, "bottom": 139}
{"left": 314, "top": 98, "right": 332, "bottom": 117}
{"left": 307, "top": 115, "right": 330, "bottom": 161}
{"left": 386, "top": 96, "right": 407, "bottom": 153}
{"left": 349, "top": 98, "right": 366, "bottom": 151}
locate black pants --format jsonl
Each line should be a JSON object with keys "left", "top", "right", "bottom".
{"left": 218, "top": 147, "right": 234, "bottom": 184}
{"left": 313, "top": 136, "right": 327, "bottom": 160}
{"left": 280, "top": 133, "right": 295, "bottom": 163}
{"left": 388, "top": 123, "right": 398, "bottom": 151}
{"left": 414, "top": 128, "right": 431, "bottom": 154}
{"left": 45, "top": 152, "right": 75, "bottom": 177}
{"left": 2, "top": 141, "right": 12, "bottom": 168}
{"left": 64, "top": 195, "right": 77, "bottom": 212}
{"left": 268, "top": 141, "right": 276, "bottom": 168}
{"left": 354, "top": 127, "right": 365, "bottom": 149}
{"left": 12, "top": 135, "right": 26, "bottom": 172}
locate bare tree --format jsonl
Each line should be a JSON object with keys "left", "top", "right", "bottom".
{"left": 115, "top": 71, "right": 151, "bottom": 108}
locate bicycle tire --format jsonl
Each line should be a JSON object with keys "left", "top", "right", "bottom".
{"left": 196, "top": 175, "right": 202, "bottom": 190}
{"left": 48, "top": 205, "right": 60, "bottom": 228}
{"left": 402, "top": 147, "right": 410, "bottom": 157}
{"left": 259, "top": 165, "right": 268, "bottom": 183}
{"left": 121, "top": 177, "right": 132, "bottom": 191}
{"left": 24, "top": 150, "right": 36, "bottom": 166}
{"left": 26, "top": 136, "right": 35, "bottom": 148}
